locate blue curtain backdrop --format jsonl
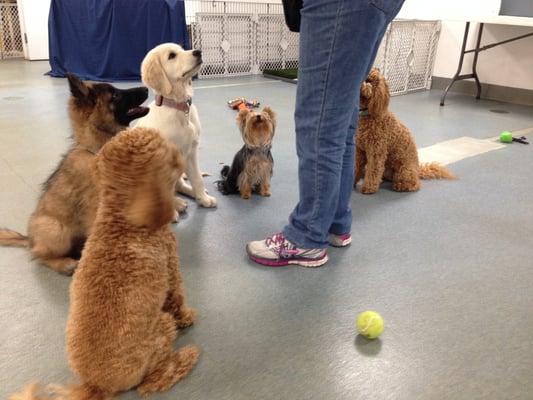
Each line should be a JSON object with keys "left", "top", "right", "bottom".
{"left": 47, "top": 0, "right": 190, "bottom": 81}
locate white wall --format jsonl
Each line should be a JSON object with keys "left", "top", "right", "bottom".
{"left": 398, "top": 0, "right": 533, "bottom": 91}
{"left": 433, "top": 21, "right": 533, "bottom": 91}
{"left": 397, "top": 0, "right": 501, "bottom": 20}
{"left": 16, "top": 0, "right": 50, "bottom": 60}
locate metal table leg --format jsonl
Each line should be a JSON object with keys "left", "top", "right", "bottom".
{"left": 440, "top": 22, "right": 481, "bottom": 106}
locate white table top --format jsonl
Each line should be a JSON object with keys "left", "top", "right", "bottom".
{"left": 398, "top": 15, "right": 533, "bottom": 27}
{"left": 462, "top": 15, "right": 533, "bottom": 27}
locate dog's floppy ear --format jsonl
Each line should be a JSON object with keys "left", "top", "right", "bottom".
{"left": 141, "top": 52, "right": 173, "bottom": 96}
{"left": 125, "top": 141, "right": 184, "bottom": 230}
{"left": 360, "top": 82, "right": 373, "bottom": 99}
{"left": 126, "top": 181, "right": 175, "bottom": 230}
{"left": 236, "top": 108, "right": 250, "bottom": 132}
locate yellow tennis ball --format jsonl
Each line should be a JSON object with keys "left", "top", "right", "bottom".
{"left": 356, "top": 311, "right": 384, "bottom": 339}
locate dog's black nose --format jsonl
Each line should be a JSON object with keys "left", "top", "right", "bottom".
{"left": 193, "top": 50, "right": 202, "bottom": 58}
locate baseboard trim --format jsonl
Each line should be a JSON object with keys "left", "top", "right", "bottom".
{"left": 431, "top": 76, "right": 533, "bottom": 106}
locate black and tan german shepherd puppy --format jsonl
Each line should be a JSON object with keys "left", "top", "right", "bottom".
{"left": 0, "top": 73, "right": 149, "bottom": 275}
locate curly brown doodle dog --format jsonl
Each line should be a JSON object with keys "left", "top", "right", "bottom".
{"left": 217, "top": 106, "right": 276, "bottom": 199}
{"left": 0, "top": 73, "right": 149, "bottom": 275}
{"left": 136, "top": 42, "right": 217, "bottom": 218}
{"left": 354, "top": 69, "right": 456, "bottom": 194}
{"left": 9, "top": 127, "right": 199, "bottom": 400}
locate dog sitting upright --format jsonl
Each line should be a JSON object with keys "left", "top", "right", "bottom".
{"left": 0, "top": 73, "right": 149, "bottom": 275}
{"left": 136, "top": 42, "right": 217, "bottom": 217}
{"left": 10, "top": 127, "right": 199, "bottom": 400}
{"left": 217, "top": 106, "right": 276, "bottom": 199}
{"left": 354, "top": 69, "right": 456, "bottom": 194}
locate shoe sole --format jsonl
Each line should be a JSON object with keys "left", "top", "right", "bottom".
{"left": 329, "top": 239, "right": 352, "bottom": 247}
{"left": 247, "top": 248, "right": 328, "bottom": 268}
{"left": 329, "top": 235, "right": 352, "bottom": 247}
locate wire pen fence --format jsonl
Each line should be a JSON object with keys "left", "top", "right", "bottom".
{"left": 185, "top": 1, "right": 440, "bottom": 95}
{"left": 2, "top": 0, "right": 440, "bottom": 95}
{"left": 186, "top": 1, "right": 298, "bottom": 77}
{"left": 0, "top": 1, "right": 23, "bottom": 59}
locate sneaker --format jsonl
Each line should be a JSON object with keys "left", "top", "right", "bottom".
{"left": 246, "top": 233, "right": 328, "bottom": 267}
{"left": 329, "top": 233, "right": 352, "bottom": 247}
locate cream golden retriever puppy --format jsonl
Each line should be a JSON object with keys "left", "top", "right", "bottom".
{"left": 10, "top": 127, "right": 199, "bottom": 400}
{"left": 136, "top": 42, "right": 217, "bottom": 218}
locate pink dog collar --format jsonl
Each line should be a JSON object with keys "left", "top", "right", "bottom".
{"left": 155, "top": 95, "right": 191, "bottom": 115}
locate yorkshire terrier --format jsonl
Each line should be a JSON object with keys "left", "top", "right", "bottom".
{"left": 217, "top": 106, "right": 276, "bottom": 199}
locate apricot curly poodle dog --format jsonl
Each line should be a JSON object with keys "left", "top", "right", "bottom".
{"left": 10, "top": 127, "right": 198, "bottom": 400}
{"left": 354, "top": 69, "right": 456, "bottom": 194}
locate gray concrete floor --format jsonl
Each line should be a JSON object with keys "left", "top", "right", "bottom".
{"left": 1, "top": 59, "right": 532, "bottom": 400}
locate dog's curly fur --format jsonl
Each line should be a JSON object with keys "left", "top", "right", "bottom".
{"left": 354, "top": 69, "right": 456, "bottom": 194}
{"left": 217, "top": 107, "right": 276, "bottom": 199}
{"left": 0, "top": 73, "right": 149, "bottom": 275}
{"left": 10, "top": 127, "right": 199, "bottom": 400}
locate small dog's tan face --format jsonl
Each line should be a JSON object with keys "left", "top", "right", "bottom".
{"left": 141, "top": 43, "right": 202, "bottom": 98}
{"left": 360, "top": 69, "right": 390, "bottom": 116}
{"left": 237, "top": 106, "right": 276, "bottom": 148}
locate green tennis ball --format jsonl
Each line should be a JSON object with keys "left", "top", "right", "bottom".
{"left": 356, "top": 311, "right": 384, "bottom": 339}
{"left": 500, "top": 131, "right": 513, "bottom": 143}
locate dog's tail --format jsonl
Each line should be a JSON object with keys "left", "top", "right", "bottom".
{"left": 419, "top": 162, "right": 457, "bottom": 180}
{"left": 220, "top": 165, "right": 230, "bottom": 178}
{"left": 9, "top": 382, "right": 112, "bottom": 400}
{"left": 0, "top": 228, "right": 30, "bottom": 247}
{"left": 216, "top": 165, "right": 239, "bottom": 195}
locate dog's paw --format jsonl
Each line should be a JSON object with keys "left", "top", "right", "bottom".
{"left": 174, "top": 197, "right": 188, "bottom": 212}
{"left": 175, "top": 306, "right": 197, "bottom": 329}
{"left": 42, "top": 257, "right": 79, "bottom": 276}
{"left": 176, "top": 345, "right": 200, "bottom": 367}
{"left": 172, "top": 210, "right": 180, "bottom": 223}
{"left": 361, "top": 185, "right": 378, "bottom": 194}
{"left": 393, "top": 182, "right": 420, "bottom": 192}
{"left": 240, "top": 192, "right": 251, "bottom": 199}
{"left": 137, "top": 346, "right": 199, "bottom": 395}
{"left": 197, "top": 194, "right": 217, "bottom": 208}
{"left": 259, "top": 190, "right": 271, "bottom": 197}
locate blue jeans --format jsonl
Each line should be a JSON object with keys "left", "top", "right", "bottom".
{"left": 282, "top": 0, "right": 405, "bottom": 248}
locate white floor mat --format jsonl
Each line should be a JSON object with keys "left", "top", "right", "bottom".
{"left": 418, "top": 136, "right": 505, "bottom": 165}
{"left": 418, "top": 127, "right": 532, "bottom": 165}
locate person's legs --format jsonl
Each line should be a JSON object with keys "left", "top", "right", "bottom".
{"left": 247, "top": 0, "right": 404, "bottom": 266}
{"left": 284, "top": 0, "right": 404, "bottom": 248}
{"left": 329, "top": 3, "right": 401, "bottom": 241}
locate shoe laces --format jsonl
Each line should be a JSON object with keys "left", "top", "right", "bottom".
{"left": 265, "top": 233, "right": 298, "bottom": 256}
